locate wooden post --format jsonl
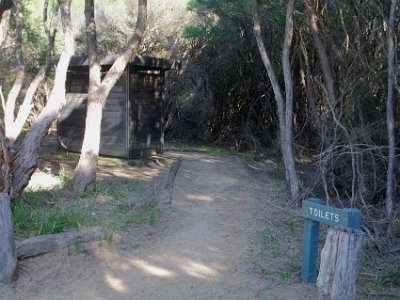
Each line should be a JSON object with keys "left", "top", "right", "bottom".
{"left": 317, "top": 227, "right": 364, "bottom": 300}
{"left": 301, "top": 199, "right": 321, "bottom": 283}
{"left": 0, "top": 193, "right": 17, "bottom": 283}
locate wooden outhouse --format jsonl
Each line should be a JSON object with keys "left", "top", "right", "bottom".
{"left": 57, "top": 55, "right": 178, "bottom": 158}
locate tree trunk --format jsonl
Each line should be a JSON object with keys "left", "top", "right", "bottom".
{"left": 9, "top": 0, "right": 57, "bottom": 143}
{"left": 304, "top": 0, "right": 357, "bottom": 205}
{"left": 5, "top": 0, "right": 25, "bottom": 142}
{"left": 317, "top": 227, "right": 364, "bottom": 300}
{"left": 10, "top": 0, "right": 74, "bottom": 198}
{"left": 0, "top": 193, "right": 17, "bottom": 283}
{"left": 72, "top": 101, "right": 103, "bottom": 193}
{"left": 281, "top": 0, "right": 301, "bottom": 201}
{"left": 0, "top": 6, "right": 10, "bottom": 48}
{"left": 385, "top": 0, "right": 398, "bottom": 235}
{"left": 72, "top": 0, "right": 147, "bottom": 194}
{"left": 16, "top": 227, "right": 106, "bottom": 260}
{"left": 252, "top": 0, "right": 301, "bottom": 202}
{"left": 72, "top": 0, "right": 102, "bottom": 194}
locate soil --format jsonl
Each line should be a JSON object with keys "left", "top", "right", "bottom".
{"left": 1, "top": 150, "right": 319, "bottom": 299}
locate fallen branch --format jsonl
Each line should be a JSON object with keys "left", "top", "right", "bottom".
{"left": 16, "top": 227, "right": 106, "bottom": 260}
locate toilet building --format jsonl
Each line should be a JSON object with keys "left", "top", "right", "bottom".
{"left": 57, "top": 55, "right": 178, "bottom": 158}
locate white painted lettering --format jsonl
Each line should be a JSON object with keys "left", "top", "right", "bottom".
{"left": 334, "top": 214, "right": 339, "bottom": 223}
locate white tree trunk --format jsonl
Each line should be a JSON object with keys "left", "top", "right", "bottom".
{"left": 73, "top": 0, "right": 147, "bottom": 193}
{"left": 0, "top": 8, "right": 11, "bottom": 48}
{"left": 72, "top": 100, "right": 103, "bottom": 193}
{"left": 0, "top": 193, "right": 17, "bottom": 283}
{"left": 4, "top": 0, "right": 25, "bottom": 141}
{"left": 10, "top": 0, "right": 74, "bottom": 198}
{"left": 8, "top": 0, "right": 57, "bottom": 143}
{"left": 71, "top": 0, "right": 102, "bottom": 194}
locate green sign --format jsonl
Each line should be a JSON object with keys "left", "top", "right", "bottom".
{"left": 303, "top": 199, "right": 360, "bottom": 228}
{"left": 301, "top": 198, "right": 361, "bottom": 283}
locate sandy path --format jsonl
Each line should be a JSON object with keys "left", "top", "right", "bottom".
{"left": 2, "top": 152, "right": 268, "bottom": 300}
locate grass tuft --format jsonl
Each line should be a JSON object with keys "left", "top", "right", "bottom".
{"left": 12, "top": 198, "right": 88, "bottom": 237}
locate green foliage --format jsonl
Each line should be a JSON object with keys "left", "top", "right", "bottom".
{"left": 184, "top": 0, "right": 251, "bottom": 46}
{"left": 184, "top": 0, "right": 287, "bottom": 46}
{"left": 20, "top": 0, "right": 51, "bottom": 69}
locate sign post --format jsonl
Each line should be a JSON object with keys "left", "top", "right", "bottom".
{"left": 301, "top": 198, "right": 361, "bottom": 283}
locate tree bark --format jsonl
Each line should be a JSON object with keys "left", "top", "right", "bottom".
{"left": 385, "top": 0, "right": 398, "bottom": 235}
{"left": 10, "top": 0, "right": 74, "bottom": 198}
{"left": 0, "top": 193, "right": 17, "bottom": 283}
{"left": 252, "top": 0, "right": 301, "bottom": 202}
{"left": 72, "top": 0, "right": 147, "bottom": 194}
{"left": 317, "top": 227, "right": 364, "bottom": 300}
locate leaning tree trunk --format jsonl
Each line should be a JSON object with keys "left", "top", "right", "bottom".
{"left": 252, "top": 0, "right": 301, "bottom": 202}
{"left": 0, "top": 193, "right": 17, "bottom": 283}
{"left": 4, "top": 0, "right": 25, "bottom": 142}
{"left": 0, "top": 5, "right": 11, "bottom": 48}
{"left": 10, "top": 0, "right": 74, "bottom": 198}
{"left": 72, "top": 0, "right": 147, "bottom": 194}
{"left": 9, "top": 0, "right": 57, "bottom": 143}
{"left": 385, "top": 0, "right": 398, "bottom": 235}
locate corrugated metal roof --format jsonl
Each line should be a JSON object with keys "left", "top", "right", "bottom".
{"left": 69, "top": 55, "right": 180, "bottom": 70}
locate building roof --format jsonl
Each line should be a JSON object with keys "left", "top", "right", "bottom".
{"left": 69, "top": 55, "right": 180, "bottom": 70}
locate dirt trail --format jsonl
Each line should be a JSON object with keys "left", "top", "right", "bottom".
{"left": 1, "top": 152, "right": 316, "bottom": 300}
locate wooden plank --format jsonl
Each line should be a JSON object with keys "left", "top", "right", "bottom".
{"left": 58, "top": 108, "right": 87, "bottom": 121}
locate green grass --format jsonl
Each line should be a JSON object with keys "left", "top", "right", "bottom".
{"left": 259, "top": 228, "right": 280, "bottom": 257}
{"left": 96, "top": 178, "right": 142, "bottom": 200}
{"left": 12, "top": 198, "right": 88, "bottom": 237}
{"left": 165, "top": 139, "right": 255, "bottom": 157}
{"left": 165, "top": 140, "right": 233, "bottom": 153}
{"left": 12, "top": 174, "right": 161, "bottom": 240}
{"left": 278, "top": 263, "right": 299, "bottom": 284}
{"left": 94, "top": 178, "right": 161, "bottom": 231}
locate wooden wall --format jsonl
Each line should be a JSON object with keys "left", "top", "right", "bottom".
{"left": 58, "top": 71, "right": 128, "bottom": 157}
